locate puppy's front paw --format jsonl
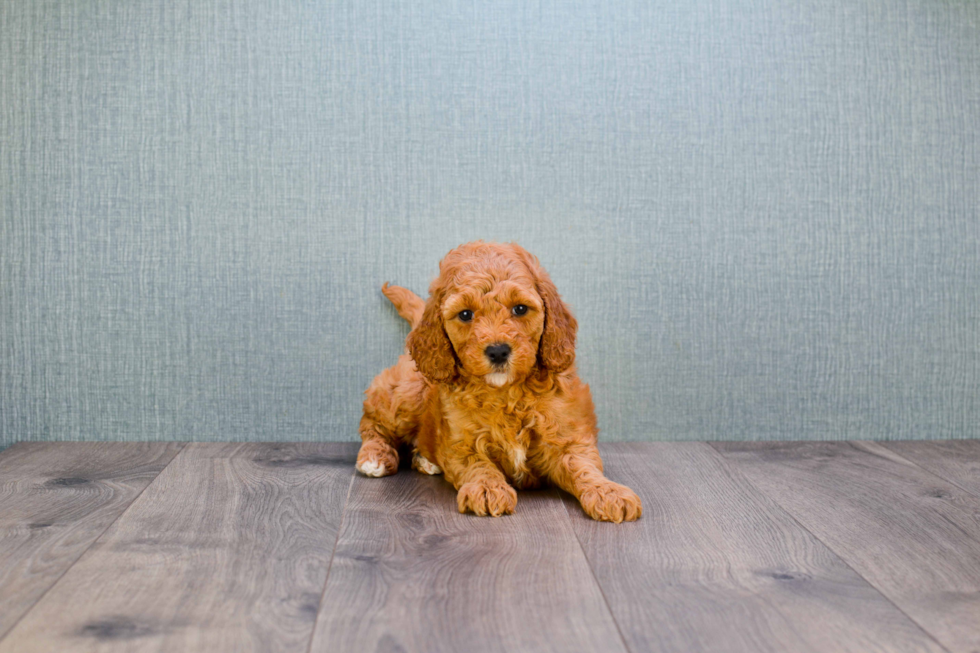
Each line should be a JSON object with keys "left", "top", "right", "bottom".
{"left": 578, "top": 481, "right": 642, "bottom": 523}
{"left": 356, "top": 439, "right": 399, "bottom": 477}
{"left": 457, "top": 480, "right": 517, "bottom": 517}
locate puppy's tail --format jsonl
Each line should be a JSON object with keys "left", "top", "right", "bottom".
{"left": 382, "top": 282, "right": 424, "bottom": 329}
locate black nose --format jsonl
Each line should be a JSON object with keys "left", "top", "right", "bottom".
{"left": 485, "top": 343, "right": 511, "bottom": 365}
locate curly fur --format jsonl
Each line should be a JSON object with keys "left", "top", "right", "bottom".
{"left": 357, "top": 241, "right": 642, "bottom": 522}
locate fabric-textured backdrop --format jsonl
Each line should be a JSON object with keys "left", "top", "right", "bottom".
{"left": 2, "top": 0, "right": 978, "bottom": 447}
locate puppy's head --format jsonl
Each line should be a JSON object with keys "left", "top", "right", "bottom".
{"left": 408, "top": 242, "right": 577, "bottom": 387}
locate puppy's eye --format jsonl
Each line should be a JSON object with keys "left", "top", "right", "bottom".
{"left": 457, "top": 310, "right": 474, "bottom": 322}
{"left": 512, "top": 304, "right": 528, "bottom": 316}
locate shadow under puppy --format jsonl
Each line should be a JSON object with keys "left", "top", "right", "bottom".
{"left": 356, "top": 241, "right": 642, "bottom": 522}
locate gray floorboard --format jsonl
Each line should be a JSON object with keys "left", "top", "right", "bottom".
{"left": 0, "top": 442, "right": 183, "bottom": 640}
{"left": 1, "top": 441, "right": 978, "bottom": 652}
{"left": 564, "top": 443, "right": 946, "bottom": 653}
{"left": 0, "top": 443, "right": 355, "bottom": 653}
{"left": 714, "top": 441, "right": 980, "bottom": 653}
{"left": 880, "top": 440, "right": 980, "bottom": 499}
{"left": 310, "top": 470, "right": 626, "bottom": 653}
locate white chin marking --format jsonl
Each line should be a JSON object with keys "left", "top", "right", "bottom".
{"left": 485, "top": 372, "right": 509, "bottom": 387}
{"left": 356, "top": 459, "right": 387, "bottom": 477}
{"left": 413, "top": 452, "right": 443, "bottom": 475}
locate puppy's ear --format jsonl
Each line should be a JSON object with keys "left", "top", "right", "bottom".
{"left": 407, "top": 292, "right": 458, "bottom": 382}
{"left": 512, "top": 245, "right": 578, "bottom": 373}
{"left": 534, "top": 267, "right": 578, "bottom": 372}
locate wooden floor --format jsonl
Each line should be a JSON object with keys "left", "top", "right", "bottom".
{"left": 1, "top": 442, "right": 978, "bottom": 652}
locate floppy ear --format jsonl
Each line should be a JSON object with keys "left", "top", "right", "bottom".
{"left": 534, "top": 266, "right": 577, "bottom": 372}
{"left": 512, "top": 245, "right": 577, "bottom": 373}
{"left": 407, "top": 292, "right": 458, "bottom": 382}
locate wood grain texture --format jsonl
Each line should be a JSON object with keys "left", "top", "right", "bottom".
{"left": 879, "top": 440, "right": 980, "bottom": 498}
{"left": 309, "top": 471, "right": 626, "bottom": 653}
{"left": 564, "top": 443, "right": 945, "bottom": 653}
{"left": 0, "top": 442, "right": 184, "bottom": 640}
{"left": 0, "top": 443, "right": 357, "bottom": 653}
{"left": 714, "top": 441, "right": 980, "bottom": 653}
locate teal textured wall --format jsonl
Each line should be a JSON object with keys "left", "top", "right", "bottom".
{"left": 2, "top": 0, "right": 978, "bottom": 446}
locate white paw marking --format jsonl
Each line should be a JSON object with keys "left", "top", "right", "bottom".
{"left": 413, "top": 452, "right": 443, "bottom": 475}
{"left": 356, "top": 459, "right": 387, "bottom": 477}
{"left": 485, "top": 372, "right": 509, "bottom": 387}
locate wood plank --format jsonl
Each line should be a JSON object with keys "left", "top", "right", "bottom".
{"left": 565, "top": 443, "right": 946, "bottom": 653}
{"left": 309, "top": 471, "right": 626, "bottom": 653}
{"left": 0, "top": 442, "right": 356, "bottom": 653}
{"left": 714, "top": 441, "right": 980, "bottom": 653}
{"left": 0, "top": 442, "right": 184, "bottom": 640}
{"left": 879, "top": 440, "right": 980, "bottom": 498}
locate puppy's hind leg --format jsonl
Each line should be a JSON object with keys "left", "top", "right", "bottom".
{"left": 356, "top": 354, "right": 425, "bottom": 477}
{"left": 412, "top": 451, "right": 443, "bottom": 475}
{"left": 356, "top": 431, "right": 400, "bottom": 477}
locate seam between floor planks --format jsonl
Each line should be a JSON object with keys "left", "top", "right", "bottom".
{"left": 0, "top": 442, "right": 187, "bottom": 645}
{"left": 708, "top": 443, "right": 955, "bottom": 653}
{"left": 0, "top": 442, "right": 361, "bottom": 653}
{"left": 576, "top": 442, "right": 952, "bottom": 653}
{"left": 2, "top": 441, "right": 976, "bottom": 653}
{"left": 878, "top": 441, "right": 980, "bottom": 501}
{"left": 708, "top": 441, "right": 949, "bottom": 649}
{"left": 712, "top": 441, "right": 980, "bottom": 653}
{"left": 774, "top": 506, "right": 955, "bottom": 653}
{"left": 0, "top": 443, "right": 188, "bottom": 647}
{"left": 704, "top": 444, "right": 954, "bottom": 653}
{"left": 309, "top": 472, "right": 628, "bottom": 653}
{"left": 560, "top": 493, "right": 633, "bottom": 653}
{"left": 305, "top": 472, "right": 356, "bottom": 653}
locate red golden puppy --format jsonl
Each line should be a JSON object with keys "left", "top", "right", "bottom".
{"left": 356, "top": 241, "right": 642, "bottom": 522}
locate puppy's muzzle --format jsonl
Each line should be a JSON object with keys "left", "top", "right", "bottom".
{"left": 484, "top": 343, "right": 511, "bottom": 366}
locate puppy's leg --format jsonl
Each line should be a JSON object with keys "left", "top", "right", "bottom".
{"left": 356, "top": 432, "right": 399, "bottom": 477}
{"left": 548, "top": 445, "right": 642, "bottom": 523}
{"left": 411, "top": 451, "right": 443, "bottom": 475}
{"left": 356, "top": 354, "right": 425, "bottom": 477}
{"left": 444, "top": 453, "right": 517, "bottom": 517}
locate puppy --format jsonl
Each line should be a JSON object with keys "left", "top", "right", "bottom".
{"left": 356, "top": 241, "right": 641, "bottom": 522}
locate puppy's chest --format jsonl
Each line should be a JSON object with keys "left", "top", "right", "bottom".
{"left": 443, "top": 392, "right": 544, "bottom": 481}
{"left": 478, "top": 407, "right": 537, "bottom": 484}
{"left": 452, "top": 399, "right": 535, "bottom": 443}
